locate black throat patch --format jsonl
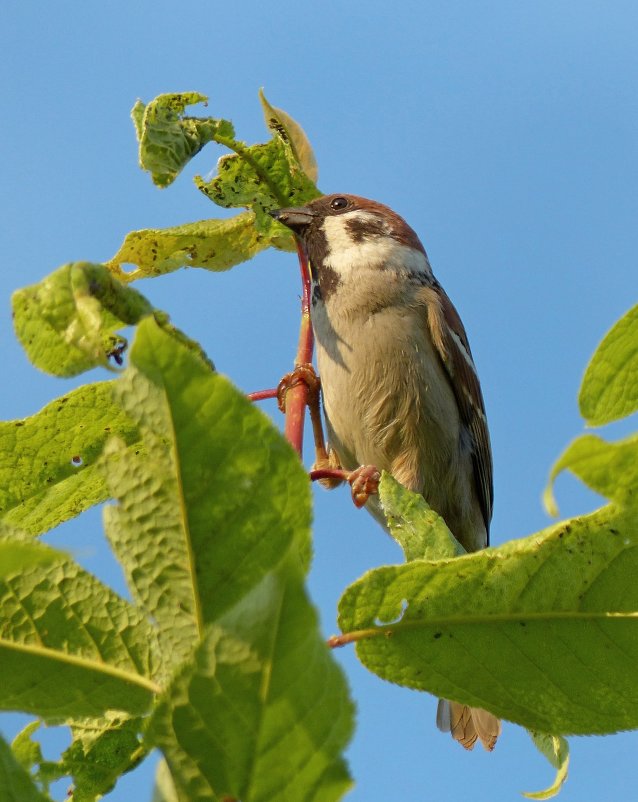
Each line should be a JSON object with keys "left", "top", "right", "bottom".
{"left": 305, "top": 225, "right": 342, "bottom": 302}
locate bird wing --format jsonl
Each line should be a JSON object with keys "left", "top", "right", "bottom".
{"left": 417, "top": 283, "right": 493, "bottom": 538}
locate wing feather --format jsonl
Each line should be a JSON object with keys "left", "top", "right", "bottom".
{"left": 418, "top": 283, "right": 493, "bottom": 537}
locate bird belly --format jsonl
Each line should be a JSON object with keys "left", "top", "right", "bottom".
{"left": 313, "top": 303, "right": 484, "bottom": 550}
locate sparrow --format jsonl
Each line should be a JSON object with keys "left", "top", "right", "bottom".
{"left": 270, "top": 194, "right": 500, "bottom": 751}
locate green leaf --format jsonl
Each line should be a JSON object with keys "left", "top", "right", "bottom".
{"left": 0, "top": 734, "right": 50, "bottom": 802}
{"left": 259, "top": 89, "right": 319, "bottom": 183}
{"left": 106, "top": 212, "right": 267, "bottom": 281}
{"left": 379, "top": 472, "right": 465, "bottom": 560}
{"left": 12, "top": 262, "right": 153, "bottom": 377}
{"left": 0, "top": 536, "right": 64, "bottom": 576}
{"left": 132, "top": 91, "right": 321, "bottom": 253}
{"left": 0, "top": 556, "right": 159, "bottom": 719}
{"left": 151, "top": 759, "right": 181, "bottom": 802}
{"left": 338, "top": 504, "right": 638, "bottom": 735}
{"left": 523, "top": 732, "right": 570, "bottom": 800}
{"left": 579, "top": 303, "right": 638, "bottom": 426}
{"left": 103, "top": 318, "right": 312, "bottom": 672}
{"left": 132, "top": 93, "right": 234, "bottom": 188}
{"left": 53, "top": 715, "right": 143, "bottom": 802}
{"left": 544, "top": 433, "right": 638, "bottom": 516}
{"left": 10, "top": 722, "right": 43, "bottom": 774}
{"left": 16, "top": 715, "right": 144, "bottom": 802}
{"left": 148, "top": 569, "right": 354, "bottom": 802}
{"left": 0, "top": 381, "right": 142, "bottom": 536}
{"left": 194, "top": 137, "right": 320, "bottom": 240}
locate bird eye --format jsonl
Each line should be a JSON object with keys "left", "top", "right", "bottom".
{"left": 330, "top": 196, "right": 349, "bottom": 211}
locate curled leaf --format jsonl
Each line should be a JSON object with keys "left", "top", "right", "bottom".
{"left": 379, "top": 472, "right": 465, "bottom": 561}
{"left": 133, "top": 93, "right": 234, "bottom": 188}
{"left": 259, "top": 89, "right": 319, "bottom": 183}
{"left": 12, "top": 262, "right": 153, "bottom": 376}
{"left": 544, "top": 433, "right": 638, "bottom": 517}
{"left": 524, "top": 732, "right": 570, "bottom": 799}
{"left": 107, "top": 212, "right": 268, "bottom": 280}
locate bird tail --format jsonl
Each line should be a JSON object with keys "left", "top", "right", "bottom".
{"left": 436, "top": 699, "right": 501, "bottom": 751}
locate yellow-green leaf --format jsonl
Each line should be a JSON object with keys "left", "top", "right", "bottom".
{"left": 133, "top": 93, "right": 234, "bottom": 188}
{"left": 339, "top": 504, "right": 638, "bottom": 735}
{"left": 12, "top": 262, "right": 153, "bottom": 376}
{"left": 579, "top": 303, "right": 638, "bottom": 426}
{"left": 259, "top": 89, "right": 319, "bottom": 183}
{"left": 544, "top": 433, "right": 638, "bottom": 517}
{"left": 524, "top": 732, "right": 570, "bottom": 800}
{"left": 106, "top": 213, "right": 267, "bottom": 281}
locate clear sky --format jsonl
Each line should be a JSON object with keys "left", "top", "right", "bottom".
{"left": 1, "top": 2, "right": 637, "bottom": 800}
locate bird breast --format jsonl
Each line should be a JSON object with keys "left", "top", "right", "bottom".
{"left": 312, "top": 293, "right": 464, "bottom": 504}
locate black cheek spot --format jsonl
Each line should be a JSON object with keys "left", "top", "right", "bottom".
{"left": 344, "top": 216, "right": 385, "bottom": 243}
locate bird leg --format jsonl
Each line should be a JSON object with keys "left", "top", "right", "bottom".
{"left": 277, "top": 363, "right": 333, "bottom": 472}
{"left": 310, "top": 464, "right": 381, "bottom": 507}
{"left": 276, "top": 364, "right": 381, "bottom": 507}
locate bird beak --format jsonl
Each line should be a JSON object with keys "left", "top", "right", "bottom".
{"left": 268, "top": 206, "right": 316, "bottom": 234}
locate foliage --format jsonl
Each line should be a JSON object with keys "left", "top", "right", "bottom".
{"left": 1, "top": 90, "right": 636, "bottom": 801}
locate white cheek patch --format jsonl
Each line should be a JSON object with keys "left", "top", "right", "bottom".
{"left": 323, "top": 214, "right": 431, "bottom": 280}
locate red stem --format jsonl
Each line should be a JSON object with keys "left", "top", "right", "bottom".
{"left": 247, "top": 388, "right": 278, "bottom": 402}
{"left": 283, "top": 240, "right": 314, "bottom": 455}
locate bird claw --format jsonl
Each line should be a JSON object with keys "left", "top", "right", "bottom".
{"left": 348, "top": 465, "right": 381, "bottom": 508}
{"left": 276, "top": 363, "right": 320, "bottom": 413}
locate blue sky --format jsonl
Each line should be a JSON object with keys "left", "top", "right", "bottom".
{"left": 1, "top": 2, "right": 637, "bottom": 799}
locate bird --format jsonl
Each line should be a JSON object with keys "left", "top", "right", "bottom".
{"left": 269, "top": 193, "right": 500, "bottom": 751}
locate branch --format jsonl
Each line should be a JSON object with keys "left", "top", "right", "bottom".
{"left": 283, "top": 240, "right": 314, "bottom": 456}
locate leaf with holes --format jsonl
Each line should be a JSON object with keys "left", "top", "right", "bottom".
{"left": 12, "top": 262, "right": 153, "bottom": 376}
{"left": 0, "top": 548, "right": 159, "bottom": 719}
{"left": 107, "top": 213, "right": 267, "bottom": 281}
{"left": 132, "top": 92, "right": 234, "bottom": 188}
{"left": 338, "top": 503, "right": 638, "bottom": 735}
{"left": 0, "top": 381, "right": 142, "bottom": 536}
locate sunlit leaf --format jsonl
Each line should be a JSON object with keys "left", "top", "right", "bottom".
{"left": 103, "top": 318, "right": 312, "bottom": 672}
{"left": 133, "top": 93, "right": 234, "bottom": 188}
{"left": 0, "top": 382, "right": 142, "bottom": 536}
{"left": 379, "top": 472, "right": 464, "bottom": 560}
{"left": 151, "top": 759, "right": 182, "bottom": 802}
{"left": 524, "top": 732, "right": 570, "bottom": 800}
{"left": 148, "top": 570, "right": 353, "bottom": 802}
{"left": 579, "top": 303, "right": 638, "bottom": 426}
{"left": 544, "top": 433, "right": 638, "bottom": 516}
{"left": 0, "top": 536, "right": 64, "bottom": 576}
{"left": 259, "top": 89, "right": 319, "bottom": 183}
{"left": 107, "top": 212, "right": 267, "bottom": 281}
{"left": 12, "top": 262, "right": 153, "bottom": 376}
{"left": 339, "top": 504, "right": 638, "bottom": 735}
{"left": 0, "top": 556, "right": 159, "bottom": 719}
{"left": 51, "top": 715, "right": 144, "bottom": 802}
{"left": 194, "top": 133, "right": 320, "bottom": 241}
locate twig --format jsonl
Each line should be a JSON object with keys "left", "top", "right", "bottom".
{"left": 247, "top": 388, "right": 278, "bottom": 402}
{"left": 282, "top": 239, "right": 314, "bottom": 456}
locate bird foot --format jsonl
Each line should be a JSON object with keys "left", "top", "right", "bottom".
{"left": 276, "top": 363, "right": 320, "bottom": 413}
{"left": 347, "top": 465, "right": 381, "bottom": 508}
